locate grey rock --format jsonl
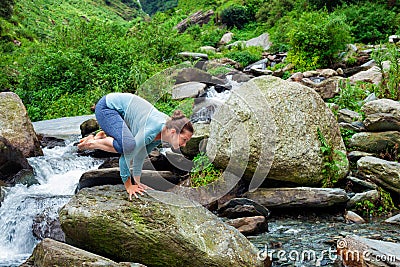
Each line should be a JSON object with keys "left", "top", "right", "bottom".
{"left": 207, "top": 76, "right": 348, "bottom": 186}
{"left": 384, "top": 213, "right": 400, "bottom": 225}
{"left": 357, "top": 156, "right": 400, "bottom": 194}
{"left": 362, "top": 99, "right": 400, "bottom": 131}
{"left": 171, "top": 82, "right": 207, "bottom": 100}
{"left": 244, "top": 187, "right": 349, "bottom": 208}
{"left": 218, "top": 197, "right": 270, "bottom": 219}
{"left": 347, "top": 190, "right": 380, "bottom": 209}
{"left": 338, "top": 109, "right": 362, "bottom": 123}
{"left": 345, "top": 210, "right": 366, "bottom": 224}
{"left": 346, "top": 176, "right": 378, "bottom": 190}
{"left": 225, "top": 216, "right": 268, "bottom": 236}
{"left": 178, "top": 52, "right": 208, "bottom": 60}
{"left": 0, "top": 92, "right": 42, "bottom": 157}
{"left": 59, "top": 185, "right": 266, "bottom": 266}
{"left": 21, "top": 238, "right": 145, "bottom": 267}
{"left": 348, "top": 131, "right": 400, "bottom": 153}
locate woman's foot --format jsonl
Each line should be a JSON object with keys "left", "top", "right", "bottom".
{"left": 77, "top": 135, "right": 94, "bottom": 150}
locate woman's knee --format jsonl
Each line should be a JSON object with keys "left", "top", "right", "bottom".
{"left": 115, "top": 138, "right": 136, "bottom": 154}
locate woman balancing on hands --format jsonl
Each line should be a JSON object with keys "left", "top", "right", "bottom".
{"left": 78, "top": 93, "right": 194, "bottom": 200}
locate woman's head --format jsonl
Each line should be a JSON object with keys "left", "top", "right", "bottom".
{"left": 164, "top": 110, "right": 194, "bottom": 149}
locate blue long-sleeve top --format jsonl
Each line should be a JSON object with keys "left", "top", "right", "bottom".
{"left": 105, "top": 93, "right": 168, "bottom": 183}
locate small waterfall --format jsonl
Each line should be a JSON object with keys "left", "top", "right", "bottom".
{"left": 0, "top": 138, "right": 103, "bottom": 266}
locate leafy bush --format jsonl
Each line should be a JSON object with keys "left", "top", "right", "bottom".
{"left": 328, "top": 80, "right": 371, "bottom": 113}
{"left": 336, "top": 2, "right": 400, "bottom": 44}
{"left": 224, "top": 45, "right": 262, "bottom": 68}
{"left": 190, "top": 152, "right": 222, "bottom": 187}
{"left": 0, "top": 0, "right": 15, "bottom": 19}
{"left": 13, "top": 19, "right": 184, "bottom": 121}
{"left": 372, "top": 44, "right": 400, "bottom": 100}
{"left": 286, "top": 11, "right": 351, "bottom": 70}
{"left": 220, "top": 5, "right": 251, "bottom": 29}
{"left": 255, "top": 0, "right": 301, "bottom": 27}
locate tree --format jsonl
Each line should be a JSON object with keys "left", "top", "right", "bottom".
{"left": 0, "top": 0, "right": 15, "bottom": 19}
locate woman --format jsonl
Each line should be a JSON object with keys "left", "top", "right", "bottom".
{"left": 78, "top": 93, "right": 194, "bottom": 200}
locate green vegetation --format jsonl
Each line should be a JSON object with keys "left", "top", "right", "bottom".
{"left": 1, "top": 0, "right": 399, "bottom": 122}
{"left": 354, "top": 187, "right": 397, "bottom": 218}
{"left": 317, "top": 128, "right": 348, "bottom": 188}
{"left": 372, "top": 44, "right": 400, "bottom": 100}
{"left": 190, "top": 152, "right": 222, "bottom": 187}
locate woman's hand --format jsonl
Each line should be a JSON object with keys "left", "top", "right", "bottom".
{"left": 124, "top": 178, "right": 146, "bottom": 200}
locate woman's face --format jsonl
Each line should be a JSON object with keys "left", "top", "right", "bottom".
{"left": 171, "top": 130, "right": 193, "bottom": 149}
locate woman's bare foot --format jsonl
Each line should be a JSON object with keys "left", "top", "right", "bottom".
{"left": 77, "top": 135, "right": 94, "bottom": 150}
{"left": 94, "top": 131, "right": 107, "bottom": 140}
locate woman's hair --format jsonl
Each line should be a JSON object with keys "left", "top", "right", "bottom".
{"left": 165, "top": 110, "right": 194, "bottom": 134}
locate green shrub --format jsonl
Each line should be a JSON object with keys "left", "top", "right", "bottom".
{"left": 286, "top": 11, "right": 351, "bottom": 70}
{"left": 224, "top": 45, "right": 262, "bottom": 68}
{"left": 336, "top": 2, "right": 400, "bottom": 44}
{"left": 328, "top": 80, "right": 371, "bottom": 113}
{"left": 372, "top": 44, "right": 400, "bottom": 100}
{"left": 190, "top": 152, "right": 222, "bottom": 187}
{"left": 0, "top": 0, "right": 15, "bottom": 19}
{"left": 255, "top": 0, "right": 301, "bottom": 27}
{"left": 220, "top": 5, "right": 251, "bottom": 29}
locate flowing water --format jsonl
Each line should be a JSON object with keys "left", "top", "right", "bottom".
{"left": 0, "top": 138, "right": 103, "bottom": 266}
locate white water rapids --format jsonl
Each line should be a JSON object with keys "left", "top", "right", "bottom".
{"left": 0, "top": 138, "right": 103, "bottom": 266}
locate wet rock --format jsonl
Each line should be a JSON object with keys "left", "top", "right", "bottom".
{"left": 362, "top": 99, "right": 400, "bottom": 132}
{"left": 0, "top": 137, "right": 35, "bottom": 186}
{"left": 384, "top": 213, "right": 400, "bottom": 225}
{"left": 0, "top": 92, "right": 42, "bottom": 157}
{"left": 225, "top": 216, "right": 268, "bottom": 236}
{"left": 217, "top": 197, "right": 270, "bottom": 219}
{"left": 348, "top": 131, "right": 400, "bottom": 153}
{"left": 244, "top": 187, "right": 349, "bottom": 209}
{"left": 32, "top": 209, "right": 66, "bottom": 242}
{"left": 80, "top": 118, "right": 99, "bottom": 138}
{"left": 337, "top": 235, "right": 400, "bottom": 266}
{"left": 37, "top": 135, "right": 66, "bottom": 149}
{"left": 345, "top": 211, "right": 365, "bottom": 224}
{"left": 21, "top": 238, "right": 145, "bottom": 267}
{"left": 207, "top": 76, "right": 348, "bottom": 186}
{"left": 347, "top": 190, "right": 379, "bottom": 209}
{"left": 59, "top": 185, "right": 267, "bottom": 266}
{"left": 76, "top": 168, "right": 181, "bottom": 192}
{"left": 357, "top": 156, "right": 400, "bottom": 194}
{"left": 174, "top": 67, "right": 227, "bottom": 89}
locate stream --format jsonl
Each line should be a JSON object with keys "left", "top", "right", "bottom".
{"left": 0, "top": 115, "right": 399, "bottom": 266}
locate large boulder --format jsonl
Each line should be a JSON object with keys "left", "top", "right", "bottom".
{"left": 0, "top": 92, "right": 42, "bottom": 157}
{"left": 59, "top": 185, "right": 266, "bottom": 267}
{"left": 21, "top": 238, "right": 145, "bottom": 267}
{"left": 207, "top": 76, "right": 348, "bottom": 186}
